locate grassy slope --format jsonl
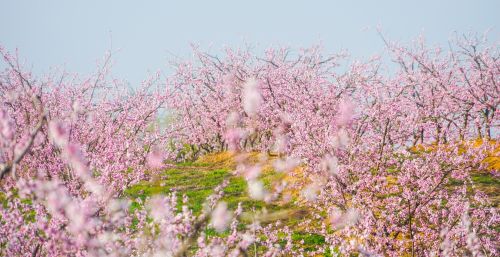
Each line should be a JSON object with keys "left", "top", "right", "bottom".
{"left": 124, "top": 152, "right": 326, "bottom": 254}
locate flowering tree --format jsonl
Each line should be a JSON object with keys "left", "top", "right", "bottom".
{"left": 168, "top": 34, "right": 499, "bottom": 256}
{"left": 0, "top": 33, "right": 498, "bottom": 256}
{"left": 0, "top": 47, "right": 293, "bottom": 256}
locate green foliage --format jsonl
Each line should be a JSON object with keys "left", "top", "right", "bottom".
{"left": 291, "top": 232, "right": 326, "bottom": 251}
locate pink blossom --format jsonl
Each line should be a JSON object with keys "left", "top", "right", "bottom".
{"left": 248, "top": 180, "right": 266, "bottom": 200}
{"left": 244, "top": 165, "right": 261, "bottom": 180}
{"left": 329, "top": 208, "right": 360, "bottom": 230}
{"left": 242, "top": 78, "right": 262, "bottom": 116}
{"left": 48, "top": 121, "right": 68, "bottom": 147}
{"left": 0, "top": 109, "right": 14, "bottom": 140}
{"left": 211, "top": 202, "right": 232, "bottom": 232}
{"left": 320, "top": 155, "right": 339, "bottom": 175}
{"left": 273, "top": 157, "right": 301, "bottom": 173}
{"left": 336, "top": 99, "right": 355, "bottom": 127}
{"left": 301, "top": 183, "right": 320, "bottom": 202}
{"left": 147, "top": 148, "right": 164, "bottom": 169}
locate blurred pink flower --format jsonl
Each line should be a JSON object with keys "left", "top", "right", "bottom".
{"left": 211, "top": 202, "right": 232, "bottom": 232}
{"left": 336, "top": 99, "right": 355, "bottom": 126}
{"left": 242, "top": 78, "right": 262, "bottom": 116}
{"left": 248, "top": 180, "right": 266, "bottom": 200}
{"left": 147, "top": 149, "right": 164, "bottom": 169}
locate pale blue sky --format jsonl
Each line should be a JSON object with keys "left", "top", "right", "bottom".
{"left": 1, "top": 1, "right": 499, "bottom": 85}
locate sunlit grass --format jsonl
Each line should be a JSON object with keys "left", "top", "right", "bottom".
{"left": 124, "top": 152, "right": 326, "bottom": 253}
